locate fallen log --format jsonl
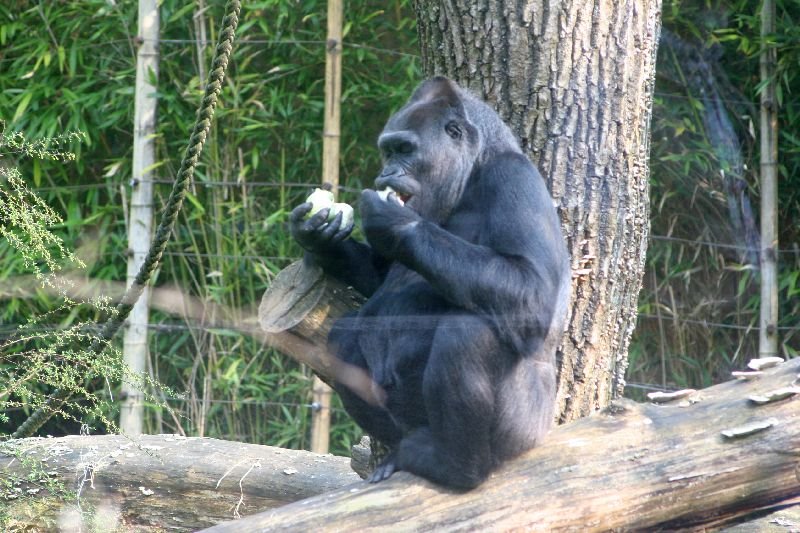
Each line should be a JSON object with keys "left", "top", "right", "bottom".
{"left": 201, "top": 357, "right": 800, "bottom": 532}
{"left": 2, "top": 360, "right": 798, "bottom": 531}
{"left": 721, "top": 503, "right": 800, "bottom": 532}
{"left": 0, "top": 434, "right": 359, "bottom": 531}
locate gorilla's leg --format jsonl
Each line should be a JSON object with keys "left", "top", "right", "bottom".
{"left": 395, "top": 315, "right": 498, "bottom": 489}
{"left": 491, "top": 358, "right": 556, "bottom": 460}
{"left": 335, "top": 384, "right": 402, "bottom": 446}
{"left": 329, "top": 319, "right": 403, "bottom": 447}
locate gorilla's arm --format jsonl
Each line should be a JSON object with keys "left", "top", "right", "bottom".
{"left": 289, "top": 202, "right": 389, "bottom": 296}
{"left": 305, "top": 239, "right": 389, "bottom": 297}
{"left": 362, "top": 153, "right": 568, "bottom": 346}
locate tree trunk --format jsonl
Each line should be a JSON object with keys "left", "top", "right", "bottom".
{"left": 202, "top": 357, "right": 800, "bottom": 532}
{"left": 0, "top": 435, "right": 358, "bottom": 531}
{"left": 413, "top": 0, "right": 662, "bottom": 422}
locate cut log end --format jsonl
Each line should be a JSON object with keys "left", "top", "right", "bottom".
{"left": 258, "top": 260, "right": 366, "bottom": 339}
{"left": 258, "top": 261, "right": 326, "bottom": 333}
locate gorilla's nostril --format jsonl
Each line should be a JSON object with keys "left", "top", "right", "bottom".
{"left": 397, "top": 141, "right": 415, "bottom": 154}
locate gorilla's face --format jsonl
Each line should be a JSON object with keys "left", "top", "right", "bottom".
{"left": 375, "top": 87, "right": 480, "bottom": 223}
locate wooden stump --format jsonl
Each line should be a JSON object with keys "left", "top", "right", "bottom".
{"left": 258, "top": 260, "right": 382, "bottom": 406}
{"left": 258, "top": 260, "right": 365, "bottom": 347}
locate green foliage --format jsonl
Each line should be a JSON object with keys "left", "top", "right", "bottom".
{"left": 627, "top": 0, "right": 800, "bottom": 397}
{"left": 0, "top": 129, "right": 87, "bottom": 289}
{"left": 0, "top": 0, "right": 418, "bottom": 454}
{"left": 0, "top": 130, "right": 172, "bottom": 439}
{"left": 0, "top": 441, "right": 73, "bottom": 529}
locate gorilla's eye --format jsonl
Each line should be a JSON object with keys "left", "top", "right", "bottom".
{"left": 445, "top": 121, "right": 463, "bottom": 140}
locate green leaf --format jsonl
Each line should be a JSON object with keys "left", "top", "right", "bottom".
{"left": 12, "top": 92, "right": 33, "bottom": 124}
{"left": 69, "top": 43, "right": 78, "bottom": 76}
{"left": 57, "top": 46, "right": 66, "bottom": 73}
{"left": 184, "top": 191, "right": 206, "bottom": 215}
{"left": 33, "top": 159, "right": 41, "bottom": 187}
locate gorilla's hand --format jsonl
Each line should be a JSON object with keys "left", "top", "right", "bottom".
{"left": 289, "top": 202, "right": 354, "bottom": 253}
{"left": 360, "top": 189, "right": 420, "bottom": 257}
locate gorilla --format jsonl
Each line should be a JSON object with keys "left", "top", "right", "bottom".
{"left": 290, "top": 77, "right": 570, "bottom": 490}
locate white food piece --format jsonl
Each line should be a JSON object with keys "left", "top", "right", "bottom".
{"left": 377, "top": 186, "right": 404, "bottom": 206}
{"left": 329, "top": 202, "right": 354, "bottom": 227}
{"left": 305, "top": 188, "right": 335, "bottom": 218}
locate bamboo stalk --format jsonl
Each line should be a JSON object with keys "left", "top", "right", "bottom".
{"left": 121, "top": 0, "right": 160, "bottom": 436}
{"left": 311, "top": 0, "right": 345, "bottom": 454}
{"left": 321, "top": 0, "right": 343, "bottom": 194}
{"left": 759, "top": 0, "right": 779, "bottom": 357}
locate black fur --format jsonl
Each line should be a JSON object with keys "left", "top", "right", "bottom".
{"left": 289, "top": 77, "right": 570, "bottom": 489}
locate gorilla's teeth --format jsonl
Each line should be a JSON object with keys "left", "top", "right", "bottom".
{"left": 377, "top": 186, "right": 397, "bottom": 203}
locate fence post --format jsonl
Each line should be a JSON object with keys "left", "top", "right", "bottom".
{"left": 121, "top": 0, "right": 159, "bottom": 436}
{"left": 310, "top": 0, "right": 344, "bottom": 454}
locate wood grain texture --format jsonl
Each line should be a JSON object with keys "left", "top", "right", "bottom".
{"left": 0, "top": 435, "right": 358, "bottom": 531}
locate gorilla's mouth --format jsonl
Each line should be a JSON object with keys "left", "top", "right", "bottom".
{"left": 378, "top": 186, "right": 412, "bottom": 206}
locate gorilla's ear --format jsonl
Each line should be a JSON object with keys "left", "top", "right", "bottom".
{"left": 410, "top": 77, "right": 464, "bottom": 113}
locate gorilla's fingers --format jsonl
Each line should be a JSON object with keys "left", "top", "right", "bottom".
{"left": 289, "top": 202, "right": 313, "bottom": 222}
{"left": 304, "top": 207, "right": 331, "bottom": 230}
{"left": 331, "top": 220, "right": 355, "bottom": 243}
{"left": 359, "top": 188, "right": 380, "bottom": 207}
{"left": 368, "top": 452, "right": 399, "bottom": 483}
{"left": 318, "top": 211, "right": 343, "bottom": 240}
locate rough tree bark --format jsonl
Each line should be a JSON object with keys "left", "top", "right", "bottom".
{"left": 413, "top": 0, "right": 662, "bottom": 422}
{"left": 0, "top": 435, "right": 358, "bottom": 531}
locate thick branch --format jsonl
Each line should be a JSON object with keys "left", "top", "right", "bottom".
{"left": 0, "top": 262, "right": 374, "bottom": 400}
{"left": 0, "top": 435, "right": 358, "bottom": 531}
{"left": 3, "top": 361, "right": 798, "bottom": 531}
{"left": 202, "top": 358, "right": 800, "bottom": 532}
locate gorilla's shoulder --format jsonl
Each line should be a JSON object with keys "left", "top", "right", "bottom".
{"left": 478, "top": 150, "right": 542, "bottom": 181}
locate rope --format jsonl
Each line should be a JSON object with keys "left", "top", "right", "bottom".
{"left": 11, "top": 0, "right": 242, "bottom": 439}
